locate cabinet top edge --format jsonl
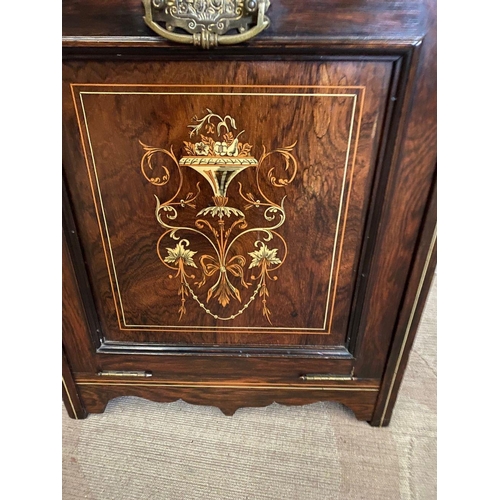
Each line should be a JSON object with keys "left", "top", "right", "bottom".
{"left": 62, "top": 36, "right": 423, "bottom": 56}
{"left": 62, "top": 0, "right": 432, "bottom": 49}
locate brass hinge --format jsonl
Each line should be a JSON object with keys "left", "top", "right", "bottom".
{"left": 299, "top": 374, "right": 354, "bottom": 381}
{"left": 98, "top": 370, "right": 152, "bottom": 378}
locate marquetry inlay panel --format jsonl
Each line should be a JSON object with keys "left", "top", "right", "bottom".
{"left": 64, "top": 60, "right": 392, "bottom": 346}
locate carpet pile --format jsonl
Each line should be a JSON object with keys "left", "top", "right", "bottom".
{"left": 63, "top": 278, "right": 437, "bottom": 499}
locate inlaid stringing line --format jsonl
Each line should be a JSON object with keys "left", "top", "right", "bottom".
{"left": 77, "top": 381, "right": 379, "bottom": 392}
{"left": 379, "top": 227, "right": 437, "bottom": 426}
{"left": 327, "top": 86, "right": 367, "bottom": 333}
{"left": 62, "top": 376, "right": 78, "bottom": 419}
{"left": 322, "top": 92, "right": 358, "bottom": 330}
{"left": 76, "top": 86, "right": 362, "bottom": 332}
{"left": 70, "top": 85, "right": 124, "bottom": 329}
{"left": 77, "top": 83, "right": 366, "bottom": 89}
{"left": 81, "top": 92, "right": 358, "bottom": 97}
{"left": 80, "top": 94, "right": 129, "bottom": 327}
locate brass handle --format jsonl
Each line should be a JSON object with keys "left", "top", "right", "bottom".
{"left": 142, "top": 0, "right": 271, "bottom": 49}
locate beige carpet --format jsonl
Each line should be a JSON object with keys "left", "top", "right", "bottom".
{"left": 62, "top": 278, "right": 436, "bottom": 500}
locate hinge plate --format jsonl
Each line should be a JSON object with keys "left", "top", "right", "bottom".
{"left": 98, "top": 370, "right": 152, "bottom": 378}
{"left": 299, "top": 374, "right": 354, "bottom": 381}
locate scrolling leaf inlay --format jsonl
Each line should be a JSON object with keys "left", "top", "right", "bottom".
{"left": 141, "top": 109, "right": 297, "bottom": 324}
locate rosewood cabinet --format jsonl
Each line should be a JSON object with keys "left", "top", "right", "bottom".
{"left": 62, "top": 0, "right": 436, "bottom": 426}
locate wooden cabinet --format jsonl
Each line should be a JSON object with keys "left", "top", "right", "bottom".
{"left": 62, "top": 0, "right": 436, "bottom": 426}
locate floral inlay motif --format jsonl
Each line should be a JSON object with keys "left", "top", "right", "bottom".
{"left": 140, "top": 109, "right": 297, "bottom": 323}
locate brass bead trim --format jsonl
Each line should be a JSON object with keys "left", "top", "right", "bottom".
{"left": 62, "top": 376, "right": 78, "bottom": 420}
{"left": 77, "top": 381, "right": 378, "bottom": 391}
{"left": 379, "top": 226, "right": 437, "bottom": 426}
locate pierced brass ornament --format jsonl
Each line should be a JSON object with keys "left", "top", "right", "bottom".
{"left": 142, "top": 0, "right": 271, "bottom": 49}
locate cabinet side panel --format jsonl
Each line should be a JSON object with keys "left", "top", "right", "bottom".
{"left": 62, "top": 350, "right": 88, "bottom": 419}
{"left": 355, "top": 0, "right": 436, "bottom": 379}
{"left": 370, "top": 173, "right": 436, "bottom": 426}
{"left": 63, "top": 229, "right": 97, "bottom": 372}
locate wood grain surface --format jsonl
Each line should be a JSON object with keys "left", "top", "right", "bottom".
{"left": 62, "top": 0, "right": 426, "bottom": 45}
{"left": 63, "top": 350, "right": 87, "bottom": 419}
{"left": 73, "top": 355, "right": 357, "bottom": 383}
{"left": 63, "top": 60, "right": 392, "bottom": 347}
{"left": 353, "top": 0, "right": 436, "bottom": 380}
{"left": 77, "top": 382, "right": 379, "bottom": 420}
{"left": 62, "top": 0, "right": 436, "bottom": 423}
{"left": 372, "top": 172, "right": 437, "bottom": 426}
